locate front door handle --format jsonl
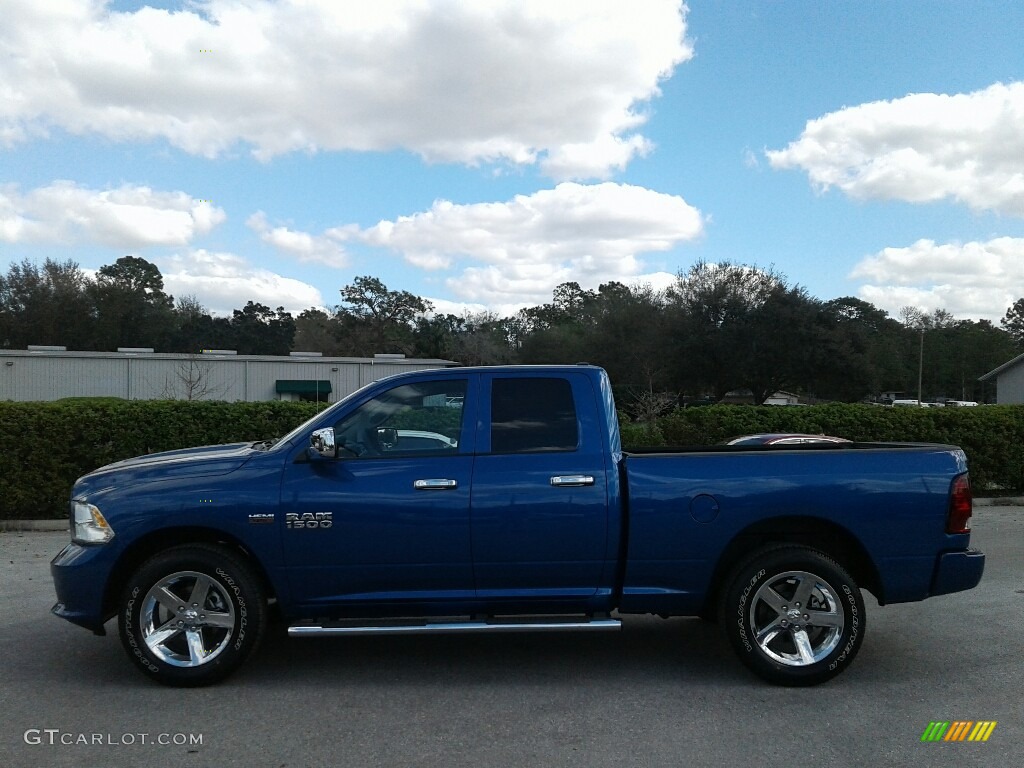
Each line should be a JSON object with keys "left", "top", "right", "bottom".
{"left": 550, "top": 475, "right": 595, "bottom": 487}
{"left": 414, "top": 479, "right": 458, "bottom": 490}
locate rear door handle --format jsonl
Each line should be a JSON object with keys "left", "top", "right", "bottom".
{"left": 414, "top": 479, "right": 458, "bottom": 490}
{"left": 550, "top": 475, "right": 595, "bottom": 487}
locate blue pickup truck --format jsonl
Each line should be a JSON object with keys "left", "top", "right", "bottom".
{"left": 51, "top": 365, "right": 984, "bottom": 687}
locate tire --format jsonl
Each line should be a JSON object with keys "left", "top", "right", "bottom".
{"left": 721, "top": 545, "right": 865, "bottom": 686}
{"left": 118, "top": 544, "right": 266, "bottom": 687}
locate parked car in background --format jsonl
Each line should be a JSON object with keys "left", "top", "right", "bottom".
{"left": 381, "top": 429, "right": 458, "bottom": 451}
{"left": 726, "top": 433, "right": 852, "bottom": 446}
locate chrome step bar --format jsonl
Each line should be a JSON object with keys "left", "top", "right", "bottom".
{"left": 288, "top": 617, "right": 621, "bottom": 637}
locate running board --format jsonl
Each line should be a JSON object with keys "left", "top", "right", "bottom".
{"left": 288, "top": 617, "right": 621, "bottom": 637}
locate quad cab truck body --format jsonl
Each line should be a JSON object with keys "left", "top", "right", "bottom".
{"left": 51, "top": 365, "right": 984, "bottom": 686}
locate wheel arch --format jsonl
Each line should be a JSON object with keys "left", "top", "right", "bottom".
{"left": 103, "top": 526, "right": 277, "bottom": 621}
{"left": 703, "top": 516, "right": 884, "bottom": 617}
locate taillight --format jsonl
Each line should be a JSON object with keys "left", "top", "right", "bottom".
{"left": 947, "top": 473, "right": 972, "bottom": 534}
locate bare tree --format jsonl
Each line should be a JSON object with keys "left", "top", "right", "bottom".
{"left": 159, "top": 355, "right": 227, "bottom": 400}
{"left": 625, "top": 387, "right": 679, "bottom": 445}
{"left": 899, "top": 305, "right": 956, "bottom": 330}
{"left": 452, "top": 311, "right": 516, "bottom": 366}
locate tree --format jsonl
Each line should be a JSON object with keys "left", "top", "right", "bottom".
{"left": 815, "top": 297, "right": 902, "bottom": 401}
{"left": 1002, "top": 298, "right": 1024, "bottom": 346}
{"left": 737, "top": 285, "right": 827, "bottom": 404}
{"left": 451, "top": 312, "right": 517, "bottom": 365}
{"left": 230, "top": 301, "right": 295, "bottom": 355}
{"left": 884, "top": 305, "right": 1017, "bottom": 401}
{"left": 665, "top": 261, "right": 788, "bottom": 400}
{"left": 92, "top": 256, "right": 175, "bottom": 349}
{"left": 921, "top": 318, "right": 1017, "bottom": 402}
{"left": 929, "top": 308, "right": 956, "bottom": 329}
{"left": 517, "top": 282, "right": 598, "bottom": 334}
{"left": 293, "top": 308, "right": 344, "bottom": 355}
{"left": 158, "top": 354, "right": 227, "bottom": 400}
{"left": 626, "top": 389, "right": 678, "bottom": 443}
{"left": 337, "top": 276, "right": 432, "bottom": 354}
{"left": 166, "top": 295, "right": 235, "bottom": 353}
{"left": 668, "top": 261, "right": 784, "bottom": 328}
{"left": 513, "top": 281, "right": 675, "bottom": 407}
{"left": 898, "top": 305, "right": 926, "bottom": 330}
{"left": 826, "top": 296, "right": 889, "bottom": 329}
{"left": 97, "top": 255, "right": 172, "bottom": 299}
{"left": 412, "top": 314, "right": 464, "bottom": 359}
{"left": 0, "top": 259, "right": 96, "bottom": 349}
{"left": 517, "top": 283, "right": 595, "bottom": 365}
{"left": 583, "top": 282, "right": 671, "bottom": 398}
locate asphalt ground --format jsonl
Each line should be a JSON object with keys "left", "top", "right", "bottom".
{"left": 1, "top": 509, "right": 1022, "bottom": 768}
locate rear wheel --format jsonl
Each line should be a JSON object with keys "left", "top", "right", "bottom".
{"left": 721, "top": 545, "right": 865, "bottom": 686}
{"left": 118, "top": 544, "right": 266, "bottom": 687}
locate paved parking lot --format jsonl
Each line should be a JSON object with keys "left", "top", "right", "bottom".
{"left": 1, "top": 509, "right": 1022, "bottom": 768}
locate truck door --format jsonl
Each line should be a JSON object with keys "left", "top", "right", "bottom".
{"left": 470, "top": 372, "right": 610, "bottom": 602}
{"left": 280, "top": 374, "right": 477, "bottom": 610}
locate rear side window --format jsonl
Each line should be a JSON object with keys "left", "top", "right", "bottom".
{"left": 490, "top": 377, "right": 578, "bottom": 453}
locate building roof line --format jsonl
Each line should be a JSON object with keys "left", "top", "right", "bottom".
{"left": 0, "top": 350, "right": 457, "bottom": 365}
{"left": 978, "top": 351, "right": 1024, "bottom": 381}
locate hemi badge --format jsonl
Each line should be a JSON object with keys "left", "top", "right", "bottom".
{"left": 248, "top": 513, "right": 275, "bottom": 525}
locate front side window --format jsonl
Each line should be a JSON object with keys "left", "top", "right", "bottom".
{"left": 334, "top": 379, "right": 466, "bottom": 458}
{"left": 490, "top": 377, "right": 578, "bottom": 453}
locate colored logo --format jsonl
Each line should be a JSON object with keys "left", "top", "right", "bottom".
{"left": 921, "top": 721, "right": 997, "bottom": 742}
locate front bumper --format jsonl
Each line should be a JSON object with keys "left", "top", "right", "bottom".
{"left": 51, "top": 541, "right": 120, "bottom": 634}
{"left": 930, "top": 549, "right": 985, "bottom": 596}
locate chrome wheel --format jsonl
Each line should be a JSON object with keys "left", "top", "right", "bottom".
{"left": 748, "top": 569, "right": 844, "bottom": 667}
{"left": 140, "top": 570, "right": 236, "bottom": 668}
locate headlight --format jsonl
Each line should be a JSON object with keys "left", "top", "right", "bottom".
{"left": 72, "top": 501, "right": 115, "bottom": 544}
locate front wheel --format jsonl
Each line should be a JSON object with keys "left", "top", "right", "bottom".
{"left": 721, "top": 545, "right": 865, "bottom": 686}
{"left": 118, "top": 544, "right": 266, "bottom": 686}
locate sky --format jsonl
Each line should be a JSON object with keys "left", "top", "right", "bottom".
{"left": 2, "top": 0, "right": 1024, "bottom": 322}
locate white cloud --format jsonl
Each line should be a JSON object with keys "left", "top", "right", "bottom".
{"left": 767, "top": 82, "right": 1024, "bottom": 216}
{"left": 632, "top": 270, "right": 678, "bottom": 294}
{"left": 541, "top": 134, "right": 654, "bottom": 181}
{"left": 0, "top": 181, "right": 225, "bottom": 247}
{"left": 160, "top": 249, "right": 324, "bottom": 315}
{"left": 850, "top": 237, "right": 1024, "bottom": 321}
{"left": 247, "top": 212, "right": 347, "bottom": 267}
{"left": 424, "top": 271, "right": 676, "bottom": 318}
{"left": 336, "top": 182, "right": 703, "bottom": 305}
{"left": 423, "top": 297, "right": 492, "bottom": 317}
{"left": 1, "top": 0, "right": 691, "bottom": 179}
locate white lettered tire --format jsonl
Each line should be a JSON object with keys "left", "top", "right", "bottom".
{"left": 118, "top": 544, "right": 266, "bottom": 686}
{"left": 721, "top": 545, "right": 865, "bottom": 686}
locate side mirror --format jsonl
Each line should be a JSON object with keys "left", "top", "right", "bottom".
{"left": 309, "top": 427, "right": 338, "bottom": 460}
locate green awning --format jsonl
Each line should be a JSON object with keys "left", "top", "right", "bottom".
{"left": 275, "top": 380, "right": 332, "bottom": 394}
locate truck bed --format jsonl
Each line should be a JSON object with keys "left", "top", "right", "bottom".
{"left": 618, "top": 442, "right": 970, "bottom": 615}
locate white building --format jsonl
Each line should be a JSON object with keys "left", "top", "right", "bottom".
{"left": 0, "top": 347, "right": 456, "bottom": 403}
{"left": 979, "top": 352, "right": 1024, "bottom": 404}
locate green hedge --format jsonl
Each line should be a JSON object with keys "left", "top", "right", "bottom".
{"left": 621, "top": 404, "right": 1024, "bottom": 493}
{"left": 0, "top": 400, "right": 321, "bottom": 520}
{"left": 2, "top": 400, "right": 1023, "bottom": 520}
